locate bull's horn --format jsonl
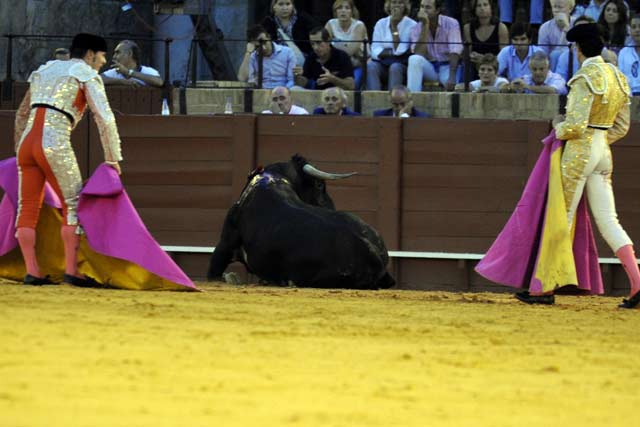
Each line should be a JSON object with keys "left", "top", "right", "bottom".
{"left": 303, "top": 164, "right": 357, "bottom": 180}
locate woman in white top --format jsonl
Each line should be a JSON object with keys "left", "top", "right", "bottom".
{"left": 325, "top": 0, "right": 368, "bottom": 89}
{"left": 456, "top": 53, "right": 508, "bottom": 92}
{"left": 367, "top": 0, "right": 417, "bottom": 90}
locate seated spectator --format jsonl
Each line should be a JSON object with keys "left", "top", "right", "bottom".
{"left": 325, "top": 0, "right": 368, "bottom": 89}
{"left": 53, "top": 48, "right": 70, "bottom": 60}
{"left": 502, "top": 51, "right": 567, "bottom": 94}
{"left": 497, "top": 23, "right": 544, "bottom": 81}
{"left": 618, "top": 14, "right": 640, "bottom": 95}
{"left": 294, "top": 27, "right": 355, "bottom": 90}
{"left": 261, "top": 86, "right": 309, "bottom": 114}
{"left": 538, "top": 0, "right": 577, "bottom": 71}
{"left": 313, "top": 87, "right": 360, "bottom": 115}
{"left": 455, "top": 53, "right": 508, "bottom": 92}
{"left": 582, "top": 0, "right": 630, "bottom": 21}
{"left": 463, "top": 0, "right": 509, "bottom": 79}
{"left": 598, "top": 0, "right": 632, "bottom": 52}
{"left": 101, "top": 40, "right": 163, "bottom": 87}
{"left": 238, "top": 25, "right": 295, "bottom": 89}
{"left": 374, "top": 85, "right": 431, "bottom": 117}
{"left": 555, "top": 15, "right": 596, "bottom": 80}
{"left": 408, "top": 0, "right": 463, "bottom": 91}
{"left": 261, "top": 0, "right": 319, "bottom": 66}
{"left": 367, "top": 0, "right": 417, "bottom": 90}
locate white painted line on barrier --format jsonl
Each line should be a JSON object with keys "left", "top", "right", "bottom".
{"left": 160, "top": 246, "right": 628, "bottom": 264}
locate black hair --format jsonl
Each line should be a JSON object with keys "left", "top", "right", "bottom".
{"left": 509, "top": 22, "right": 531, "bottom": 40}
{"left": 597, "top": 0, "right": 628, "bottom": 47}
{"left": 70, "top": 47, "right": 90, "bottom": 59}
{"left": 247, "top": 24, "right": 268, "bottom": 41}
{"left": 469, "top": 0, "right": 500, "bottom": 30}
{"left": 309, "top": 26, "right": 331, "bottom": 42}
{"left": 577, "top": 37, "right": 605, "bottom": 57}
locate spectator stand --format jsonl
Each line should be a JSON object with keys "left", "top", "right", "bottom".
{"left": 2, "top": 33, "right": 174, "bottom": 109}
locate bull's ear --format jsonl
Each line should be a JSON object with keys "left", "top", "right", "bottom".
{"left": 291, "top": 154, "right": 309, "bottom": 170}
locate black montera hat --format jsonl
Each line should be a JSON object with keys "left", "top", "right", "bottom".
{"left": 566, "top": 23, "right": 600, "bottom": 44}
{"left": 70, "top": 33, "right": 108, "bottom": 52}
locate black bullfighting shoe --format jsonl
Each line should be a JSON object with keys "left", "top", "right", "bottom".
{"left": 618, "top": 290, "right": 640, "bottom": 309}
{"left": 63, "top": 274, "right": 101, "bottom": 288}
{"left": 23, "top": 274, "right": 56, "bottom": 286}
{"left": 515, "top": 292, "right": 555, "bottom": 305}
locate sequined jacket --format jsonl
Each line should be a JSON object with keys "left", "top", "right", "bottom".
{"left": 14, "top": 59, "right": 122, "bottom": 162}
{"left": 555, "top": 56, "right": 631, "bottom": 145}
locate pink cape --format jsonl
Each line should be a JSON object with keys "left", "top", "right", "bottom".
{"left": 0, "top": 157, "right": 196, "bottom": 290}
{"left": 475, "top": 131, "right": 603, "bottom": 294}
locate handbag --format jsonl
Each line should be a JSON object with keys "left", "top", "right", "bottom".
{"left": 277, "top": 28, "right": 306, "bottom": 66}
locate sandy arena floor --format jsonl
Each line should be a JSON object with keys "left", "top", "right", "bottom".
{"left": 1, "top": 279, "right": 639, "bottom": 427}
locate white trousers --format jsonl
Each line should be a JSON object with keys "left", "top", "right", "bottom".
{"left": 563, "top": 129, "right": 632, "bottom": 252}
{"left": 407, "top": 55, "right": 450, "bottom": 90}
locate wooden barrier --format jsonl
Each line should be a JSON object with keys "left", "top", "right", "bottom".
{"left": 1, "top": 112, "right": 640, "bottom": 295}
{"left": 0, "top": 81, "right": 166, "bottom": 114}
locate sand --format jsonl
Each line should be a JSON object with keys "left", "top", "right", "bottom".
{"left": 1, "top": 279, "right": 639, "bottom": 427}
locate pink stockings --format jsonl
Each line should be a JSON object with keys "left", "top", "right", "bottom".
{"left": 16, "top": 225, "right": 80, "bottom": 278}
{"left": 61, "top": 225, "right": 80, "bottom": 276}
{"left": 16, "top": 227, "right": 40, "bottom": 277}
{"left": 615, "top": 244, "right": 640, "bottom": 296}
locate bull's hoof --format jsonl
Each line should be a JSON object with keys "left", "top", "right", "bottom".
{"left": 223, "top": 272, "right": 241, "bottom": 285}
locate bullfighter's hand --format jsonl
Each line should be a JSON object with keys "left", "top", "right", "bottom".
{"left": 106, "top": 161, "right": 121, "bottom": 175}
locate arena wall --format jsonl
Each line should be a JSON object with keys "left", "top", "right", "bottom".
{"left": 2, "top": 96, "right": 640, "bottom": 295}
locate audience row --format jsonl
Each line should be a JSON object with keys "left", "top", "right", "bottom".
{"left": 260, "top": 85, "right": 429, "bottom": 117}
{"left": 238, "top": 0, "right": 640, "bottom": 96}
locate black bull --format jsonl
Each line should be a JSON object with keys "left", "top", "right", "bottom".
{"left": 207, "top": 155, "right": 395, "bottom": 289}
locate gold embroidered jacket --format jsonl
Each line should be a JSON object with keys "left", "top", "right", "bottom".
{"left": 555, "top": 56, "right": 631, "bottom": 144}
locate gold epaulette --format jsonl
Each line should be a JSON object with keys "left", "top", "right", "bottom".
{"left": 568, "top": 62, "right": 607, "bottom": 95}
{"left": 612, "top": 65, "right": 631, "bottom": 97}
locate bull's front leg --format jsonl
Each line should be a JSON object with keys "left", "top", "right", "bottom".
{"left": 206, "top": 206, "right": 241, "bottom": 281}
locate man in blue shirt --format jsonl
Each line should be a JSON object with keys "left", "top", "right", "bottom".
{"left": 313, "top": 87, "right": 360, "bottom": 115}
{"left": 618, "top": 14, "right": 640, "bottom": 95}
{"left": 237, "top": 24, "right": 295, "bottom": 89}
{"left": 497, "top": 22, "right": 544, "bottom": 81}
{"left": 374, "top": 85, "right": 430, "bottom": 117}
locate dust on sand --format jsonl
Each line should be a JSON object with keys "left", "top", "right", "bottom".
{"left": 1, "top": 279, "right": 639, "bottom": 427}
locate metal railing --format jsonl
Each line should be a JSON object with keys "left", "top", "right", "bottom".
{"left": 2, "top": 33, "right": 174, "bottom": 99}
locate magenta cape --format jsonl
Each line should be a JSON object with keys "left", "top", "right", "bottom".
{"left": 0, "top": 157, "right": 196, "bottom": 290}
{"left": 475, "top": 131, "right": 603, "bottom": 294}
